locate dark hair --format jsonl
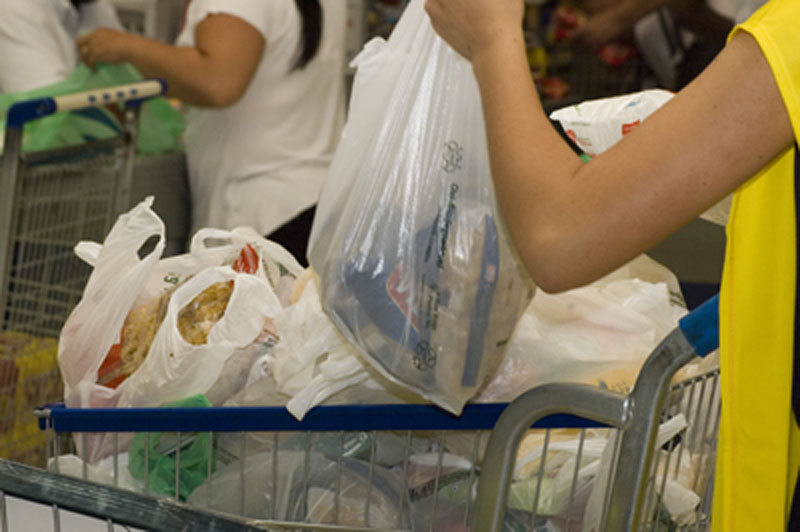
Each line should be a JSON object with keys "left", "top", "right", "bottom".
{"left": 293, "top": 0, "right": 323, "bottom": 70}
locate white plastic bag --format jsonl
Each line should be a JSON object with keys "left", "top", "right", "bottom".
{"left": 307, "top": 0, "right": 534, "bottom": 415}
{"left": 59, "top": 197, "right": 166, "bottom": 410}
{"left": 58, "top": 199, "right": 298, "bottom": 462}
{"left": 550, "top": 90, "right": 730, "bottom": 225}
{"left": 476, "top": 255, "right": 687, "bottom": 402}
{"left": 116, "top": 266, "right": 282, "bottom": 409}
{"left": 270, "top": 276, "right": 381, "bottom": 419}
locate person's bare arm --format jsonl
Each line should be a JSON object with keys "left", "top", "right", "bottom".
{"left": 425, "top": 0, "right": 793, "bottom": 293}
{"left": 77, "top": 13, "right": 264, "bottom": 107}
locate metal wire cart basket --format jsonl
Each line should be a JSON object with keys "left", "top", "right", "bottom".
{"left": 0, "top": 81, "right": 165, "bottom": 466}
{"left": 0, "top": 295, "right": 719, "bottom": 531}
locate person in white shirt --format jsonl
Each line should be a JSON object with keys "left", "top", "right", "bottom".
{"left": 0, "top": 0, "right": 122, "bottom": 94}
{"left": 77, "top": 0, "right": 348, "bottom": 266}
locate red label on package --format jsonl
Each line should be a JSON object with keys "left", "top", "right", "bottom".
{"left": 386, "top": 264, "right": 420, "bottom": 331}
{"left": 622, "top": 120, "right": 641, "bottom": 135}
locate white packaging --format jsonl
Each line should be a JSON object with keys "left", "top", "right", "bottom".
{"left": 549, "top": 89, "right": 674, "bottom": 157}
{"left": 550, "top": 89, "right": 730, "bottom": 226}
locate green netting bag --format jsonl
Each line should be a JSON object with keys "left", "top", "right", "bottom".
{"left": 0, "top": 62, "right": 184, "bottom": 156}
{"left": 127, "top": 394, "right": 216, "bottom": 501}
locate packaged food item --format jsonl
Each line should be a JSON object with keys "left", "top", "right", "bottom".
{"left": 177, "top": 281, "right": 233, "bottom": 345}
{"left": 330, "top": 204, "right": 530, "bottom": 414}
{"left": 96, "top": 244, "right": 260, "bottom": 389}
{"left": 550, "top": 89, "right": 730, "bottom": 224}
{"left": 549, "top": 88, "right": 673, "bottom": 157}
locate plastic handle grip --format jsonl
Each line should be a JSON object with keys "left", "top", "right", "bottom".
{"left": 678, "top": 293, "right": 719, "bottom": 358}
{"left": 6, "top": 98, "right": 57, "bottom": 128}
{"left": 52, "top": 79, "right": 166, "bottom": 112}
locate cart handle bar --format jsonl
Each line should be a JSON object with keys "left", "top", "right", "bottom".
{"left": 678, "top": 292, "right": 719, "bottom": 358}
{"left": 6, "top": 79, "right": 167, "bottom": 129}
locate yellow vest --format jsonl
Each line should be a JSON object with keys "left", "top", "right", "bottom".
{"left": 716, "top": 1, "right": 800, "bottom": 529}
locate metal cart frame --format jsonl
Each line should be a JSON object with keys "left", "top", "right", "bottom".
{"left": 0, "top": 80, "right": 165, "bottom": 338}
{"left": 475, "top": 294, "right": 719, "bottom": 532}
{"left": 0, "top": 81, "right": 166, "bottom": 467}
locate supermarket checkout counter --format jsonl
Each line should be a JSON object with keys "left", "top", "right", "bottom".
{"left": 129, "top": 150, "right": 190, "bottom": 256}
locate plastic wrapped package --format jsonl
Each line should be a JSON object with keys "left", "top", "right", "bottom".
{"left": 477, "top": 255, "right": 687, "bottom": 403}
{"left": 204, "top": 327, "right": 277, "bottom": 406}
{"left": 549, "top": 89, "right": 730, "bottom": 225}
{"left": 402, "top": 451, "right": 563, "bottom": 531}
{"left": 549, "top": 89, "right": 674, "bottom": 158}
{"left": 308, "top": 0, "right": 534, "bottom": 415}
{"left": 510, "top": 429, "right": 609, "bottom": 527}
{"left": 187, "top": 450, "right": 411, "bottom": 529}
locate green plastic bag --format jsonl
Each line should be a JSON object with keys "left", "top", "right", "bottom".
{"left": 128, "top": 394, "right": 216, "bottom": 501}
{"left": 0, "top": 63, "right": 184, "bottom": 156}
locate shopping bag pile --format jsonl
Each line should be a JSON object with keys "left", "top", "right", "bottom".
{"left": 57, "top": 198, "right": 301, "bottom": 407}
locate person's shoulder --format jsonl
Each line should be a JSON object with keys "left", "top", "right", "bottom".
{"left": 189, "top": 0, "right": 296, "bottom": 24}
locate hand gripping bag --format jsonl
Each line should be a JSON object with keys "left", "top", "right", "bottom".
{"left": 308, "top": 0, "right": 534, "bottom": 415}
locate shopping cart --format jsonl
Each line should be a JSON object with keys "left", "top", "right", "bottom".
{"left": 0, "top": 81, "right": 166, "bottom": 466}
{"left": 9, "top": 294, "right": 719, "bottom": 531}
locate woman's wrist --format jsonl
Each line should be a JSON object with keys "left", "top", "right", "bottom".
{"left": 471, "top": 30, "right": 527, "bottom": 81}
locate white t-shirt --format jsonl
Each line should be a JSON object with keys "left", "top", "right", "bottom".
{"left": 0, "top": 0, "right": 122, "bottom": 93}
{"left": 176, "top": 0, "right": 347, "bottom": 235}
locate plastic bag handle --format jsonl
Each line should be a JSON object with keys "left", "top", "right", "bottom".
{"left": 73, "top": 241, "right": 103, "bottom": 267}
{"left": 189, "top": 228, "right": 235, "bottom": 254}
{"left": 678, "top": 293, "right": 719, "bottom": 358}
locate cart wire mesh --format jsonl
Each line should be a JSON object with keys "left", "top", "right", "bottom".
{"left": 1, "top": 87, "right": 149, "bottom": 467}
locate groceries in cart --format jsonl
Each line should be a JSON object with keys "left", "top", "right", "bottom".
{"left": 58, "top": 197, "right": 300, "bottom": 411}
{"left": 44, "top": 4, "right": 716, "bottom": 529}
{"left": 45, "top": 194, "right": 715, "bottom": 529}
{"left": 0, "top": 332, "right": 60, "bottom": 465}
{"left": 307, "top": 0, "right": 534, "bottom": 416}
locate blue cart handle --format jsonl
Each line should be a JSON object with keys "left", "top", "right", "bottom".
{"left": 678, "top": 293, "right": 719, "bottom": 358}
{"left": 7, "top": 79, "right": 167, "bottom": 128}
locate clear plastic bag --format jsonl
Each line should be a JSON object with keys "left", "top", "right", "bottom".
{"left": 308, "top": 0, "right": 534, "bottom": 415}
